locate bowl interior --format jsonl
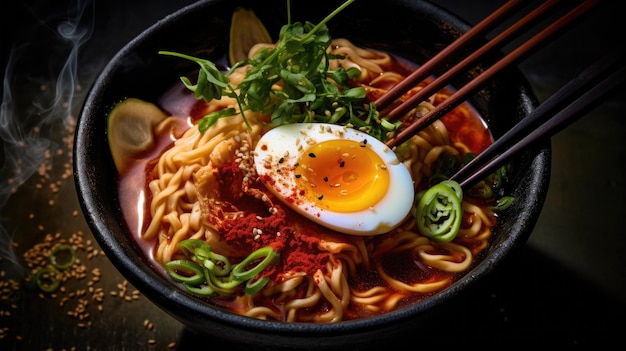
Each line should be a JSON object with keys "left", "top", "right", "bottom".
{"left": 74, "top": 0, "right": 550, "bottom": 346}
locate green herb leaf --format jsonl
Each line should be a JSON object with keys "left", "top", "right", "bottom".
{"left": 158, "top": 0, "right": 403, "bottom": 142}
{"left": 198, "top": 108, "right": 237, "bottom": 132}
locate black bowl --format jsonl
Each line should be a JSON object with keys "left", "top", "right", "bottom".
{"left": 74, "top": 0, "right": 550, "bottom": 349}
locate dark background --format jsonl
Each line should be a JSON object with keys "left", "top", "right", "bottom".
{"left": 1, "top": 0, "right": 625, "bottom": 349}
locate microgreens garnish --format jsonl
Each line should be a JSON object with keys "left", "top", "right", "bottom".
{"left": 159, "top": 0, "right": 401, "bottom": 141}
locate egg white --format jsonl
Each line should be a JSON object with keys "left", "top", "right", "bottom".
{"left": 253, "top": 123, "right": 415, "bottom": 236}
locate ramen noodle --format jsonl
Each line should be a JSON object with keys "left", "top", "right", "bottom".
{"left": 118, "top": 38, "right": 499, "bottom": 322}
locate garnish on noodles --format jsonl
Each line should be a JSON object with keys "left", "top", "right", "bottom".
{"left": 159, "top": 0, "right": 398, "bottom": 141}
{"left": 107, "top": 0, "right": 515, "bottom": 323}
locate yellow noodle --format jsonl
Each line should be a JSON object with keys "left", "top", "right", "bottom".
{"left": 369, "top": 71, "right": 406, "bottom": 87}
{"left": 352, "top": 286, "right": 388, "bottom": 298}
{"left": 263, "top": 274, "right": 306, "bottom": 295}
{"left": 315, "top": 269, "right": 344, "bottom": 323}
{"left": 139, "top": 39, "right": 499, "bottom": 323}
{"left": 245, "top": 306, "right": 282, "bottom": 320}
{"left": 416, "top": 241, "right": 473, "bottom": 273}
{"left": 372, "top": 230, "right": 430, "bottom": 257}
{"left": 377, "top": 263, "right": 451, "bottom": 293}
{"left": 329, "top": 38, "right": 392, "bottom": 81}
{"left": 350, "top": 286, "right": 389, "bottom": 310}
{"left": 382, "top": 292, "right": 408, "bottom": 311}
{"left": 284, "top": 276, "right": 320, "bottom": 322}
{"left": 318, "top": 240, "right": 363, "bottom": 265}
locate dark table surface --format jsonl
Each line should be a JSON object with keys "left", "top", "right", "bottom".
{"left": 1, "top": 0, "right": 625, "bottom": 350}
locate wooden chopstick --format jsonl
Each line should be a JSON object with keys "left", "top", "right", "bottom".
{"left": 384, "top": 0, "right": 601, "bottom": 149}
{"left": 374, "top": 0, "right": 526, "bottom": 111}
{"left": 380, "top": 0, "right": 561, "bottom": 119}
{"left": 450, "top": 51, "right": 626, "bottom": 189}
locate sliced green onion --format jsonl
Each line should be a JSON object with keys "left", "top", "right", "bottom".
{"left": 179, "top": 239, "right": 211, "bottom": 259}
{"left": 232, "top": 247, "right": 279, "bottom": 281}
{"left": 170, "top": 241, "right": 278, "bottom": 297}
{"left": 49, "top": 244, "right": 76, "bottom": 270}
{"left": 414, "top": 180, "right": 463, "bottom": 243}
{"left": 203, "top": 251, "right": 231, "bottom": 277}
{"left": 245, "top": 276, "right": 270, "bottom": 295}
{"left": 164, "top": 260, "right": 205, "bottom": 285}
{"left": 430, "top": 153, "right": 461, "bottom": 186}
{"left": 204, "top": 268, "right": 236, "bottom": 296}
{"left": 35, "top": 267, "right": 61, "bottom": 293}
{"left": 182, "top": 282, "right": 216, "bottom": 296}
{"left": 178, "top": 239, "right": 232, "bottom": 276}
{"left": 490, "top": 196, "right": 515, "bottom": 211}
{"left": 206, "top": 269, "right": 241, "bottom": 290}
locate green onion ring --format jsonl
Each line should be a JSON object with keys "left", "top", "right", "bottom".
{"left": 203, "top": 251, "right": 231, "bottom": 277}
{"left": 182, "top": 282, "right": 216, "bottom": 296}
{"left": 179, "top": 239, "right": 211, "bottom": 259}
{"left": 232, "top": 247, "right": 279, "bottom": 281}
{"left": 179, "top": 239, "right": 232, "bottom": 276}
{"left": 35, "top": 267, "right": 61, "bottom": 293}
{"left": 203, "top": 268, "right": 236, "bottom": 295}
{"left": 414, "top": 180, "right": 463, "bottom": 243}
{"left": 245, "top": 276, "right": 270, "bottom": 295}
{"left": 49, "top": 244, "right": 76, "bottom": 270}
{"left": 164, "top": 260, "right": 205, "bottom": 285}
{"left": 206, "top": 269, "right": 241, "bottom": 290}
{"left": 491, "top": 196, "right": 515, "bottom": 211}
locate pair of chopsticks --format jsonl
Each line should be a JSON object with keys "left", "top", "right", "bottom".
{"left": 377, "top": 0, "right": 626, "bottom": 188}
{"left": 451, "top": 52, "right": 626, "bottom": 188}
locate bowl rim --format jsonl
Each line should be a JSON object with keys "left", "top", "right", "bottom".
{"left": 74, "top": 0, "right": 551, "bottom": 338}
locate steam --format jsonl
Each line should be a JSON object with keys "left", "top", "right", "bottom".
{"left": 0, "top": 0, "right": 94, "bottom": 275}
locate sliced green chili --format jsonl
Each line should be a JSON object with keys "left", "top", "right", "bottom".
{"left": 414, "top": 180, "right": 463, "bottom": 243}
{"left": 35, "top": 267, "right": 61, "bottom": 293}
{"left": 49, "top": 244, "right": 76, "bottom": 270}
{"left": 232, "top": 247, "right": 279, "bottom": 281}
{"left": 164, "top": 260, "right": 205, "bottom": 285}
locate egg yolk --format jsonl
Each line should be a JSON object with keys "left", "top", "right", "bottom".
{"left": 296, "top": 139, "right": 390, "bottom": 213}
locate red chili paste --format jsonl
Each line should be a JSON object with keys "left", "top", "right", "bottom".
{"left": 215, "top": 161, "right": 338, "bottom": 281}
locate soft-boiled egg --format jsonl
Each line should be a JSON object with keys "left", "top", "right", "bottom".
{"left": 253, "top": 123, "right": 415, "bottom": 236}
